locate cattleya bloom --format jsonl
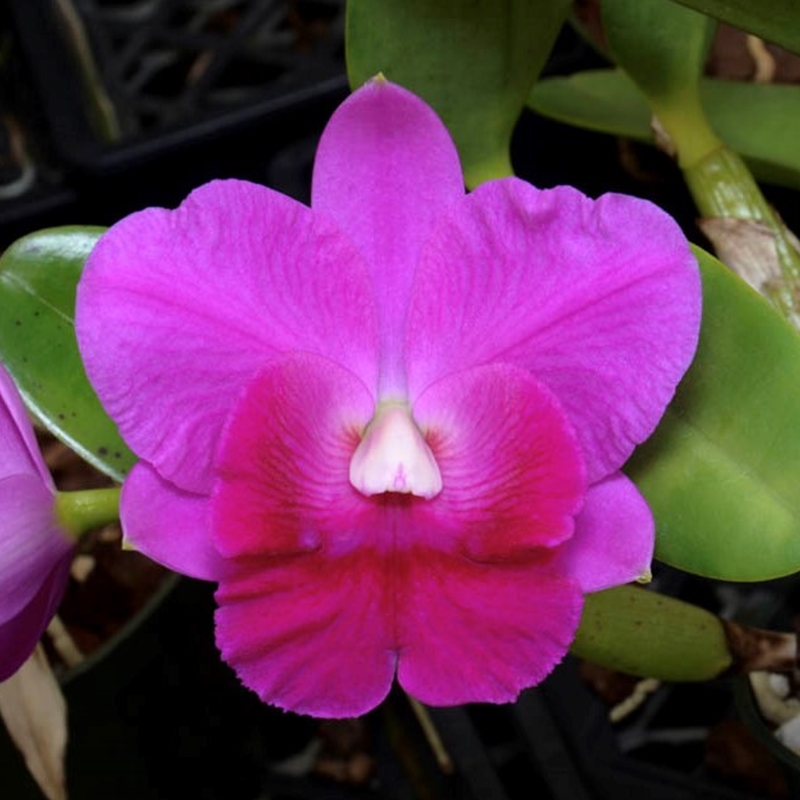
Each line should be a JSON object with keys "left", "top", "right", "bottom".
{"left": 0, "top": 364, "right": 73, "bottom": 680}
{"left": 76, "top": 79, "right": 700, "bottom": 717}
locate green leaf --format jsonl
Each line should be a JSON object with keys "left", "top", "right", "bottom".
{"left": 346, "top": 0, "right": 571, "bottom": 187}
{"left": 572, "top": 586, "right": 732, "bottom": 680}
{"left": 0, "top": 227, "right": 135, "bottom": 481}
{"left": 602, "top": 0, "right": 714, "bottom": 108}
{"left": 600, "top": 0, "right": 720, "bottom": 165}
{"left": 529, "top": 69, "right": 652, "bottom": 140}
{"left": 627, "top": 246, "right": 800, "bottom": 580}
{"left": 528, "top": 69, "right": 800, "bottom": 190}
{"left": 668, "top": 0, "right": 800, "bottom": 56}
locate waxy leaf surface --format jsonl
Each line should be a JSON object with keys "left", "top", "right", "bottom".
{"left": 601, "top": 0, "right": 713, "bottom": 110}
{"left": 0, "top": 227, "right": 134, "bottom": 481}
{"left": 628, "top": 246, "right": 800, "bottom": 580}
{"left": 346, "top": 0, "right": 570, "bottom": 187}
{"left": 528, "top": 69, "right": 800, "bottom": 189}
{"left": 669, "top": 0, "right": 800, "bottom": 55}
{"left": 573, "top": 586, "right": 731, "bottom": 680}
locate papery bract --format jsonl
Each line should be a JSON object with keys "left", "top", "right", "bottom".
{"left": 0, "top": 364, "right": 72, "bottom": 681}
{"left": 76, "top": 79, "right": 701, "bottom": 717}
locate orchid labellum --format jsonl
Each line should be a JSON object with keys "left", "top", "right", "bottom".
{"left": 76, "top": 79, "right": 701, "bottom": 717}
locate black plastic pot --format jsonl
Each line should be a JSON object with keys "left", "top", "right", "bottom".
{"left": 539, "top": 658, "right": 770, "bottom": 800}
{"left": 423, "top": 658, "right": 779, "bottom": 800}
{"left": 7, "top": 0, "right": 348, "bottom": 176}
{"left": 0, "top": 575, "right": 182, "bottom": 800}
{"left": 0, "top": 577, "right": 321, "bottom": 800}
{"left": 4, "top": 577, "right": 462, "bottom": 800}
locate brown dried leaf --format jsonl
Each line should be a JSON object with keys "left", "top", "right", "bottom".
{"left": 0, "top": 645, "right": 68, "bottom": 800}
{"left": 706, "top": 720, "right": 789, "bottom": 799}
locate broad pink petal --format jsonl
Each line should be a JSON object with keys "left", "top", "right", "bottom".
{"left": 76, "top": 179, "right": 378, "bottom": 494}
{"left": 312, "top": 79, "right": 465, "bottom": 395}
{"left": 211, "top": 355, "right": 589, "bottom": 714}
{"left": 212, "top": 353, "right": 374, "bottom": 559}
{"left": 0, "top": 554, "right": 71, "bottom": 681}
{"left": 211, "top": 355, "right": 390, "bottom": 716}
{"left": 546, "top": 473, "right": 654, "bottom": 593}
{"left": 397, "top": 551, "right": 583, "bottom": 705}
{"left": 412, "top": 363, "right": 586, "bottom": 557}
{"left": 0, "top": 366, "right": 52, "bottom": 486}
{"left": 217, "top": 543, "right": 584, "bottom": 716}
{"left": 406, "top": 180, "right": 701, "bottom": 481}
{"left": 215, "top": 549, "right": 396, "bottom": 718}
{"left": 0, "top": 475, "right": 69, "bottom": 623}
{"left": 121, "top": 462, "right": 224, "bottom": 581}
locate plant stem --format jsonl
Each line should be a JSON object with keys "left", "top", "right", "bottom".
{"left": 653, "top": 96, "right": 721, "bottom": 169}
{"left": 680, "top": 144, "right": 800, "bottom": 325}
{"left": 54, "top": 486, "right": 121, "bottom": 541}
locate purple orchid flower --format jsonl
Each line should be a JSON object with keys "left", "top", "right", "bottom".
{"left": 0, "top": 364, "right": 72, "bottom": 680}
{"left": 76, "top": 79, "right": 700, "bottom": 717}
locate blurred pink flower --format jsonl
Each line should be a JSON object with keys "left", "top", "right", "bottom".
{"left": 76, "top": 80, "right": 700, "bottom": 716}
{"left": 0, "top": 365, "right": 72, "bottom": 680}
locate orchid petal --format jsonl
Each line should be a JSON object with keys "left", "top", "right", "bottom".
{"left": 0, "top": 368, "right": 52, "bottom": 486}
{"left": 217, "top": 544, "right": 583, "bottom": 716}
{"left": 0, "top": 555, "right": 71, "bottom": 681}
{"left": 76, "top": 180, "right": 378, "bottom": 494}
{"left": 413, "top": 363, "right": 586, "bottom": 557}
{"left": 397, "top": 553, "right": 583, "bottom": 705}
{"left": 70, "top": 81, "right": 699, "bottom": 717}
{"left": 406, "top": 179, "right": 701, "bottom": 480}
{"left": 215, "top": 550, "right": 395, "bottom": 718}
{"left": 0, "top": 475, "right": 68, "bottom": 623}
{"left": 121, "top": 462, "right": 224, "bottom": 581}
{"left": 211, "top": 354, "right": 390, "bottom": 716}
{"left": 211, "top": 354, "right": 587, "bottom": 714}
{"left": 312, "top": 79, "right": 465, "bottom": 394}
{"left": 212, "top": 353, "right": 374, "bottom": 560}
{"left": 546, "top": 472, "right": 654, "bottom": 592}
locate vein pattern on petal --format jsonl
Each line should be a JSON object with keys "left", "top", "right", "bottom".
{"left": 406, "top": 179, "right": 701, "bottom": 481}
{"left": 76, "top": 180, "right": 379, "bottom": 495}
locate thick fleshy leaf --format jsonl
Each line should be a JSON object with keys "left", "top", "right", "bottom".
{"left": 601, "top": 0, "right": 722, "bottom": 172}
{"left": 528, "top": 70, "right": 800, "bottom": 190}
{"left": 312, "top": 80, "right": 463, "bottom": 394}
{"left": 572, "top": 585, "right": 732, "bottom": 681}
{"left": 76, "top": 180, "right": 378, "bottom": 494}
{"left": 406, "top": 179, "right": 700, "bottom": 481}
{"left": 0, "top": 475, "right": 69, "bottom": 623}
{"left": 546, "top": 472, "right": 654, "bottom": 593}
{"left": 0, "top": 227, "right": 134, "bottom": 481}
{"left": 601, "top": 0, "right": 721, "bottom": 168}
{"left": 602, "top": 0, "right": 714, "bottom": 110}
{"left": 396, "top": 552, "right": 582, "bottom": 706}
{"left": 346, "top": 0, "right": 571, "bottom": 187}
{"left": 0, "top": 366, "right": 51, "bottom": 486}
{"left": 412, "top": 363, "right": 586, "bottom": 557}
{"left": 121, "top": 463, "right": 223, "bottom": 582}
{"left": 628, "top": 247, "right": 800, "bottom": 580}
{"left": 668, "top": 0, "right": 800, "bottom": 56}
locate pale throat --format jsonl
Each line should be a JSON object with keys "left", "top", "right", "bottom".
{"left": 349, "top": 401, "right": 442, "bottom": 500}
